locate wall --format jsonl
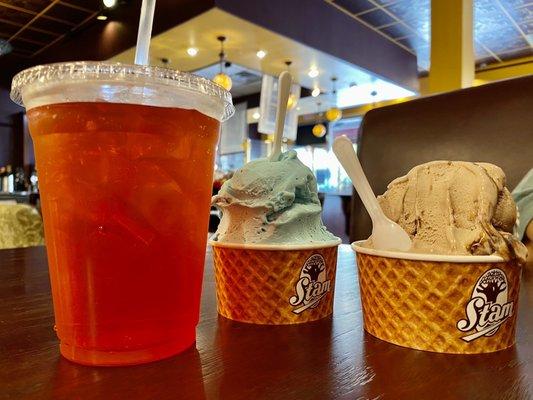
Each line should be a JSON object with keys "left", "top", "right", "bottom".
{"left": 419, "top": 56, "right": 533, "bottom": 96}
{"left": 0, "top": 88, "right": 24, "bottom": 168}
{"left": 341, "top": 55, "right": 533, "bottom": 118}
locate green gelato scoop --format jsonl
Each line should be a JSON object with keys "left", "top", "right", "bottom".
{"left": 212, "top": 150, "right": 338, "bottom": 245}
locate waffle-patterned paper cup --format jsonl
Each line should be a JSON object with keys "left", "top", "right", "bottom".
{"left": 209, "top": 239, "right": 341, "bottom": 325}
{"left": 352, "top": 241, "right": 522, "bottom": 354}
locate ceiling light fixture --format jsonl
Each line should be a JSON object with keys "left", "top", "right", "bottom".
{"left": 97, "top": 14, "right": 108, "bottom": 20}
{"left": 312, "top": 102, "right": 326, "bottom": 138}
{"left": 311, "top": 87, "right": 320, "bottom": 97}
{"left": 256, "top": 50, "right": 267, "bottom": 59}
{"left": 252, "top": 111, "right": 260, "bottom": 120}
{"left": 212, "top": 36, "right": 232, "bottom": 91}
{"left": 308, "top": 67, "right": 319, "bottom": 78}
{"left": 187, "top": 47, "right": 198, "bottom": 56}
{"left": 312, "top": 123, "right": 326, "bottom": 137}
{"left": 325, "top": 77, "right": 342, "bottom": 122}
{"left": 102, "top": 0, "right": 117, "bottom": 8}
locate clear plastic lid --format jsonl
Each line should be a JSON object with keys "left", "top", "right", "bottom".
{"left": 10, "top": 61, "right": 234, "bottom": 122}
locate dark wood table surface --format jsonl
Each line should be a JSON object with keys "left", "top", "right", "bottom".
{"left": 1, "top": 245, "right": 532, "bottom": 400}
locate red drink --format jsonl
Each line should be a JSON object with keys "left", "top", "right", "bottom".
{"left": 12, "top": 62, "right": 233, "bottom": 365}
{"left": 27, "top": 102, "right": 219, "bottom": 365}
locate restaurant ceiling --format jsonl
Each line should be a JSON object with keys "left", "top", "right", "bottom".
{"left": 193, "top": 62, "right": 263, "bottom": 98}
{"left": 0, "top": 0, "right": 102, "bottom": 58}
{"left": 2, "top": 0, "right": 531, "bottom": 70}
{"left": 110, "top": 8, "right": 415, "bottom": 113}
{"left": 326, "top": 0, "right": 533, "bottom": 71}
{"left": 110, "top": 9, "right": 381, "bottom": 91}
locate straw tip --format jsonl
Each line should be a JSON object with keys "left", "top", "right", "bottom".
{"left": 279, "top": 71, "right": 292, "bottom": 83}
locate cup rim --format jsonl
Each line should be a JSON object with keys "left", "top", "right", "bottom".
{"left": 209, "top": 237, "right": 342, "bottom": 250}
{"left": 10, "top": 61, "right": 234, "bottom": 121}
{"left": 351, "top": 240, "right": 505, "bottom": 263}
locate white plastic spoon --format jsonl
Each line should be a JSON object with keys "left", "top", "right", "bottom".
{"left": 333, "top": 136, "right": 412, "bottom": 251}
{"left": 269, "top": 71, "right": 292, "bottom": 161}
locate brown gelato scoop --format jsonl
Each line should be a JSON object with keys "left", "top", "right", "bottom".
{"left": 378, "top": 161, "right": 527, "bottom": 263}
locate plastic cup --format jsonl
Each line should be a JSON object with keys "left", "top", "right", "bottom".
{"left": 10, "top": 62, "right": 234, "bottom": 366}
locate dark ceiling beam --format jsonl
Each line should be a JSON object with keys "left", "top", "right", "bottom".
{"left": 0, "top": 0, "right": 215, "bottom": 88}
{"left": 215, "top": 0, "right": 419, "bottom": 91}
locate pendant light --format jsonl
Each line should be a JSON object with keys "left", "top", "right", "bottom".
{"left": 213, "top": 36, "right": 232, "bottom": 91}
{"left": 312, "top": 102, "right": 327, "bottom": 138}
{"left": 325, "top": 77, "right": 342, "bottom": 122}
{"left": 285, "top": 60, "right": 298, "bottom": 110}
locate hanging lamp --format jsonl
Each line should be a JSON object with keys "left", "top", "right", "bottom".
{"left": 312, "top": 102, "right": 327, "bottom": 138}
{"left": 325, "top": 77, "right": 342, "bottom": 122}
{"left": 213, "top": 36, "right": 232, "bottom": 91}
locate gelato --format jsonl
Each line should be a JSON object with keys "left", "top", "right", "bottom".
{"left": 377, "top": 161, "right": 527, "bottom": 263}
{"left": 212, "top": 150, "right": 338, "bottom": 245}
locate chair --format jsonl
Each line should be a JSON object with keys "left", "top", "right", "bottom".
{"left": 0, "top": 204, "right": 45, "bottom": 249}
{"left": 350, "top": 75, "right": 533, "bottom": 242}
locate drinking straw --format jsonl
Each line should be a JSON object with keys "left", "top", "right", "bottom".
{"left": 134, "top": 0, "right": 156, "bottom": 65}
{"left": 269, "top": 71, "right": 292, "bottom": 161}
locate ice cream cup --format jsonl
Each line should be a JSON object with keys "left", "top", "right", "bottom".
{"left": 209, "top": 238, "right": 342, "bottom": 325}
{"left": 352, "top": 240, "right": 522, "bottom": 354}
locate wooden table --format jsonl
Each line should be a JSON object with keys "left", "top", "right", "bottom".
{"left": 1, "top": 245, "right": 532, "bottom": 399}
